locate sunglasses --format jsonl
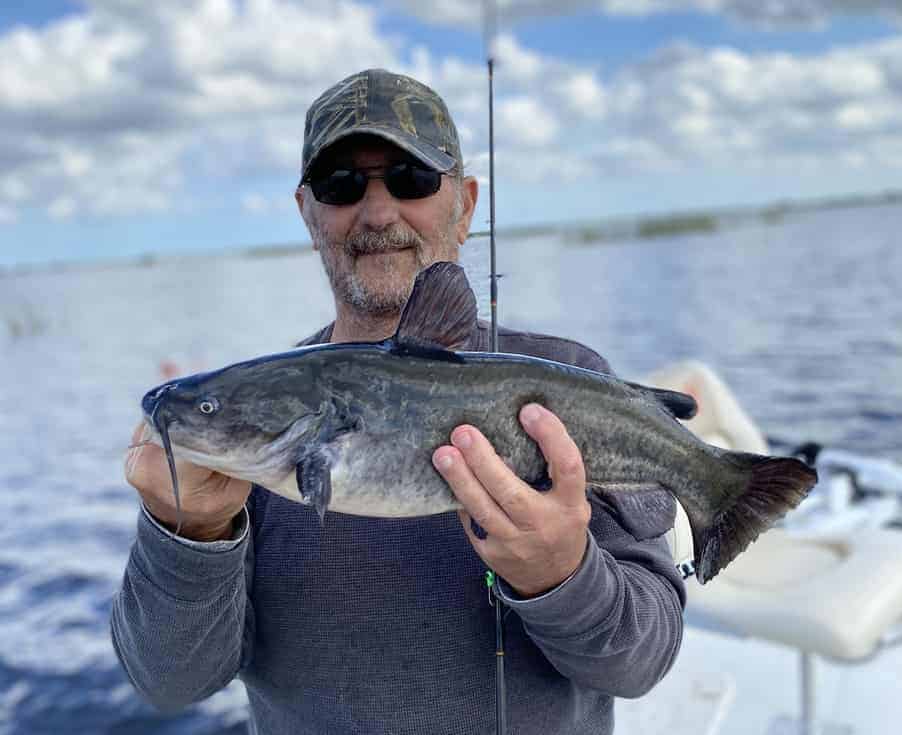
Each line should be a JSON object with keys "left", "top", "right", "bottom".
{"left": 304, "top": 162, "right": 445, "bottom": 206}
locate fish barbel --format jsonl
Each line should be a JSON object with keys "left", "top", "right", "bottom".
{"left": 141, "top": 262, "right": 817, "bottom": 583}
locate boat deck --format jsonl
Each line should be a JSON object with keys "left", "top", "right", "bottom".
{"left": 617, "top": 625, "right": 900, "bottom": 734}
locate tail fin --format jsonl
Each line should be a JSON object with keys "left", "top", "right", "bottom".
{"left": 692, "top": 454, "right": 817, "bottom": 584}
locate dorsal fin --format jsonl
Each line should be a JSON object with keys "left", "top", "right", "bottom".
{"left": 624, "top": 381, "right": 698, "bottom": 420}
{"left": 394, "top": 262, "right": 477, "bottom": 350}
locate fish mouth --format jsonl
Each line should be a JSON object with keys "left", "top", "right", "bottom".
{"left": 142, "top": 382, "right": 177, "bottom": 417}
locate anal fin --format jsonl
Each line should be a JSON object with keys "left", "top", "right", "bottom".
{"left": 588, "top": 482, "right": 677, "bottom": 540}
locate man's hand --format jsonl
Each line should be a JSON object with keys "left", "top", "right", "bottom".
{"left": 125, "top": 422, "right": 252, "bottom": 542}
{"left": 432, "top": 403, "right": 591, "bottom": 598}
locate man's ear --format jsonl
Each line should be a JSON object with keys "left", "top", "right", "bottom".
{"left": 455, "top": 176, "right": 479, "bottom": 245}
{"left": 296, "top": 186, "right": 319, "bottom": 251}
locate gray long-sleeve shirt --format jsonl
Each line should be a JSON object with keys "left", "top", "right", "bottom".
{"left": 111, "top": 323, "right": 685, "bottom": 734}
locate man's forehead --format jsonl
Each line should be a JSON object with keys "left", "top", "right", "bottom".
{"left": 317, "top": 135, "right": 425, "bottom": 169}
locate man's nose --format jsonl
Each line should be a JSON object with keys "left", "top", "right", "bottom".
{"left": 356, "top": 177, "right": 400, "bottom": 231}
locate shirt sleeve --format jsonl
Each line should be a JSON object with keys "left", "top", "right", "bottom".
{"left": 110, "top": 506, "right": 255, "bottom": 712}
{"left": 495, "top": 504, "right": 685, "bottom": 698}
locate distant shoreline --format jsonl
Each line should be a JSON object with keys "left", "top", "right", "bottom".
{"left": 467, "top": 188, "right": 902, "bottom": 245}
{"left": 4, "top": 188, "right": 901, "bottom": 277}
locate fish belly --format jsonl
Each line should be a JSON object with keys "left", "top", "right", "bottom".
{"left": 327, "top": 434, "right": 461, "bottom": 518}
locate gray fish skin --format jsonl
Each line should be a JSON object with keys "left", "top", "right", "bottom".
{"left": 141, "top": 340, "right": 816, "bottom": 584}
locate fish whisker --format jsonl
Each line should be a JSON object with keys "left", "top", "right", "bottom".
{"left": 151, "top": 400, "right": 183, "bottom": 537}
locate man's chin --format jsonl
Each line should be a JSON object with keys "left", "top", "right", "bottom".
{"left": 345, "top": 279, "right": 413, "bottom": 316}
{"left": 347, "top": 251, "right": 415, "bottom": 301}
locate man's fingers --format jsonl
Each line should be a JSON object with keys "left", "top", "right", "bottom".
{"left": 131, "top": 421, "right": 153, "bottom": 446}
{"left": 125, "top": 444, "right": 168, "bottom": 492}
{"left": 519, "top": 404, "right": 587, "bottom": 505}
{"left": 433, "top": 446, "right": 518, "bottom": 539}
{"left": 125, "top": 421, "right": 201, "bottom": 493}
{"left": 126, "top": 422, "right": 157, "bottom": 477}
{"left": 448, "top": 426, "right": 538, "bottom": 526}
{"left": 126, "top": 423, "right": 152, "bottom": 480}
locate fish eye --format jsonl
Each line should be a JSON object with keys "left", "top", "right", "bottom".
{"left": 197, "top": 397, "right": 220, "bottom": 415}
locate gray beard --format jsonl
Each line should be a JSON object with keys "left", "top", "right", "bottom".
{"left": 319, "top": 225, "right": 450, "bottom": 316}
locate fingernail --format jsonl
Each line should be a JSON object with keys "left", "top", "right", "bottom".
{"left": 434, "top": 453, "right": 454, "bottom": 470}
{"left": 453, "top": 429, "right": 472, "bottom": 450}
{"left": 521, "top": 404, "right": 542, "bottom": 425}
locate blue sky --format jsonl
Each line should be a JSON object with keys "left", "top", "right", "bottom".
{"left": 2, "top": 0, "right": 901, "bottom": 267}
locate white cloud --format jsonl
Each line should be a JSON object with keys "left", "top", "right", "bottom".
{"left": 0, "top": 177, "right": 29, "bottom": 203}
{"left": 600, "top": 38, "right": 902, "bottom": 170}
{"left": 496, "top": 148, "right": 590, "bottom": 183}
{"left": 387, "top": 0, "right": 603, "bottom": 27}
{"left": 498, "top": 96, "right": 559, "bottom": 146}
{"left": 492, "top": 34, "right": 544, "bottom": 83}
{"left": 241, "top": 191, "right": 296, "bottom": 214}
{"left": 428, "top": 29, "right": 902, "bottom": 178}
{"left": 48, "top": 197, "right": 77, "bottom": 220}
{"left": 0, "top": 204, "right": 16, "bottom": 224}
{"left": 400, "top": 34, "right": 610, "bottom": 181}
{"left": 2, "top": 0, "right": 902, "bottom": 227}
{"left": 561, "top": 73, "right": 607, "bottom": 119}
{"left": 834, "top": 101, "right": 895, "bottom": 131}
{"left": 392, "top": 0, "right": 902, "bottom": 28}
{"left": 0, "top": 0, "right": 397, "bottom": 221}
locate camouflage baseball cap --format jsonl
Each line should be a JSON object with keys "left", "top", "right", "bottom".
{"left": 301, "top": 69, "right": 463, "bottom": 182}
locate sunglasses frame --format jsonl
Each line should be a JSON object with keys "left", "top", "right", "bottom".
{"left": 301, "top": 161, "right": 448, "bottom": 206}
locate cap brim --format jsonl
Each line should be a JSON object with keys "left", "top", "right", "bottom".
{"left": 303, "top": 123, "right": 457, "bottom": 181}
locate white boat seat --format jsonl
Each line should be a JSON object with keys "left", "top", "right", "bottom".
{"left": 645, "top": 359, "right": 902, "bottom": 730}
{"left": 641, "top": 360, "right": 770, "bottom": 455}
{"left": 683, "top": 527, "right": 902, "bottom": 661}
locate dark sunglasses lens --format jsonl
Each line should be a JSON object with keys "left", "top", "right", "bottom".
{"left": 310, "top": 169, "right": 367, "bottom": 205}
{"left": 385, "top": 163, "right": 442, "bottom": 199}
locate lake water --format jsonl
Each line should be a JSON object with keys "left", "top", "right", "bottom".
{"left": 1, "top": 203, "right": 900, "bottom": 734}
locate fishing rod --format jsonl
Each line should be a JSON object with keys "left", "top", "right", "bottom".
{"left": 482, "top": 1, "right": 506, "bottom": 734}
{"left": 486, "top": 0, "right": 499, "bottom": 353}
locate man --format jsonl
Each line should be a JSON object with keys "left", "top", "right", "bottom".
{"left": 112, "top": 69, "right": 684, "bottom": 735}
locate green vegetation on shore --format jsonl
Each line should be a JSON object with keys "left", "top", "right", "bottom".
{"left": 638, "top": 213, "right": 718, "bottom": 239}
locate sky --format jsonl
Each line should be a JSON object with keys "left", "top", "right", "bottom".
{"left": 2, "top": 0, "right": 902, "bottom": 267}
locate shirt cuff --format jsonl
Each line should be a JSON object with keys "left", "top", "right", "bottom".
{"left": 494, "top": 531, "right": 621, "bottom": 637}
{"left": 494, "top": 528, "right": 591, "bottom": 605}
{"left": 141, "top": 504, "right": 249, "bottom": 552}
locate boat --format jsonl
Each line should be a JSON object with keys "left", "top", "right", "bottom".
{"left": 630, "top": 360, "right": 902, "bottom": 735}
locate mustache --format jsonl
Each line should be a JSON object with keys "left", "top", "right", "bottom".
{"left": 345, "top": 226, "right": 424, "bottom": 256}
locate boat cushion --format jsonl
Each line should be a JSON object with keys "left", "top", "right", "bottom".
{"left": 684, "top": 527, "right": 902, "bottom": 661}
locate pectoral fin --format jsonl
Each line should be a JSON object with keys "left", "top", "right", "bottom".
{"left": 297, "top": 451, "right": 333, "bottom": 524}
